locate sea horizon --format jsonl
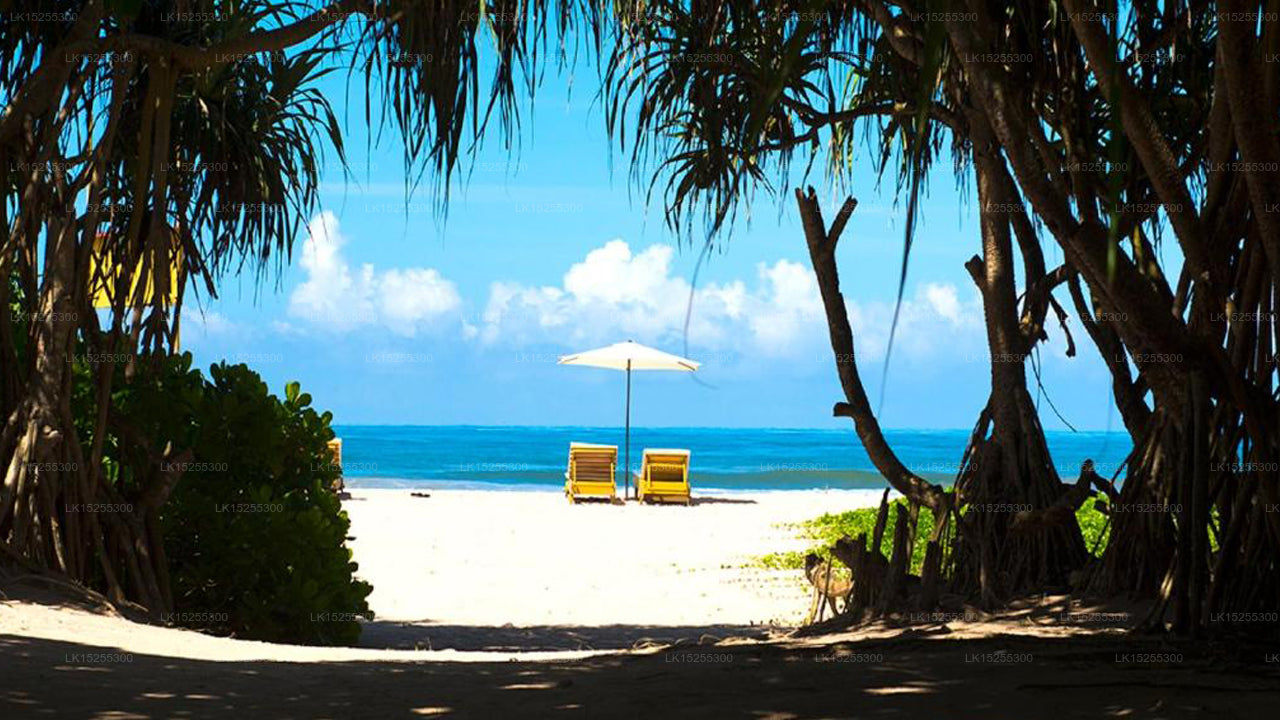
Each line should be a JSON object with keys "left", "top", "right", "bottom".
{"left": 334, "top": 425, "right": 1132, "bottom": 492}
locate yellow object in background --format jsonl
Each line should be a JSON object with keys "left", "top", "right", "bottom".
{"left": 564, "top": 442, "right": 617, "bottom": 503}
{"left": 88, "top": 235, "right": 183, "bottom": 309}
{"left": 327, "top": 438, "right": 345, "bottom": 493}
{"left": 635, "top": 449, "right": 692, "bottom": 505}
{"left": 327, "top": 438, "right": 343, "bottom": 471}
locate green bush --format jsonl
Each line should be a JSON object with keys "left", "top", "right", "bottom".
{"left": 108, "top": 354, "right": 372, "bottom": 645}
{"left": 752, "top": 500, "right": 934, "bottom": 574}
{"left": 754, "top": 494, "right": 1113, "bottom": 571}
{"left": 1075, "top": 493, "right": 1219, "bottom": 556}
{"left": 1076, "top": 495, "right": 1112, "bottom": 558}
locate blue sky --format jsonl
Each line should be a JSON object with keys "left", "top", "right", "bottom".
{"left": 177, "top": 63, "right": 1151, "bottom": 431}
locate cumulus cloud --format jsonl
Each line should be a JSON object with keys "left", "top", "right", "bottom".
{"left": 184, "top": 311, "right": 237, "bottom": 338}
{"left": 466, "top": 239, "right": 818, "bottom": 354}
{"left": 288, "top": 211, "right": 461, "bottom": 336}
{"left": 283, "top": 222, "right": 982, "bottom": 365}
{"left": 842, "top": 281, "right": 986, "bottom": 364}
{"left": 469, "top": 239, "right": 982, "bottom": 365}
{"left": 923, "top": 282, "right": 963, "bottom": 323}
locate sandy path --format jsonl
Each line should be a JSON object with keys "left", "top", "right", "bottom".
{"left": 343, "top": 488, "right": 883, "bottom": 649}
{"left": 6, "top": 489, "right": 1280, "bottom": 718}
{"left": 5, "top": 594, "right": 1278, "bottom": 720}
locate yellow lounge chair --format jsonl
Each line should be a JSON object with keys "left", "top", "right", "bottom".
{"left": 634, "top": 448, "right": 692, "bottom": 505}
{"left": 326, "top": 438, "right": 346, "bottom": 495}
{"left": 564, "top": 442, "right": 618, "bottom": 503}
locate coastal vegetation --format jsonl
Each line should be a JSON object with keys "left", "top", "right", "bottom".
{"left": 1, "top": 0, "right": 1277, "bottom": 645}
{"left": 110, "top": 356, "right": 370, "bottom": 645}
{"left": 1, "top": 0, "right": 552, "bottom": 638}
{"left": 753, "top": 493, "right": 1113, "bottom": 572}
{"left": 601, "top": 0, "right": 1280, "bottom": 634}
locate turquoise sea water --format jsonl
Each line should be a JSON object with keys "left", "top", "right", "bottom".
{"left": 333, "top": 425, "right": 1132, "bottom": 491}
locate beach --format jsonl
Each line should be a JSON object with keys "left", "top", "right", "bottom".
{"left": 343, "top": 487, "right": 886, "bottom": 649}
{"left": 1, "top": 486, "right": 887, "bottom": 660}
{"left": 7, "top": 486, "right": 1277, "bottom": 718}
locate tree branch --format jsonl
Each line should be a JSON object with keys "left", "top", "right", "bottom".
{"left": 65, "top": 0, "right": 372, "bottom": 71}
{"left": 1062, "top": 0, "right": 1222, "bottom": 293}
{"left": 797, "top": 186, "right": 950, "bottom": 513}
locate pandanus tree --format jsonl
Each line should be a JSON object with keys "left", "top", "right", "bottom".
{"left": 3, "top": 0, "right": 1276, "bottom": 633}
{"left": 913, "top": 0, "right": 1280, "bottom": 631}
{"left": 602, "top": 0, "right": 1279, "bottom": 630}
{"left": 601, "top": 0, "right": 1093, "bottom": 602}
{"left": 0, "top": 0, "right": 596, "bottom": 611}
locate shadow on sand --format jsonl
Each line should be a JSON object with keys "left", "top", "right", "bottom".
{"left": 561, "top": 495, "right": 759, "bottom": 506}
{"left": 359, "top": 619, "right": 774, "bottom": 651}
{"left": 7, "top": 576, "right": 1280, "bottom": 718}
{"left": 689, "top": 495, "right": 758, "bottom": 506}
{"left": 6, "top": 628, "right": 1280, "bottom": 719}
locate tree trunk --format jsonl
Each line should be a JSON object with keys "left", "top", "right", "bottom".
{"left": 951, "top": 113, "right": 1089, "bottom": 602}
{"left": 794, "top": 187, "right": 951, "bottom": 516}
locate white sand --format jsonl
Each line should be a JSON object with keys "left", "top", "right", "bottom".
{"left": 0, "top": 589, "right": 593, "bottom": 662}
{"left": 344, "top": 488, "right": 885, "bottom": 632}
{"left": 2, "top": 487, "right": 887, "bottom": 658}
{"left": 12, "top": 490, "right": 1268, "bottom": 720}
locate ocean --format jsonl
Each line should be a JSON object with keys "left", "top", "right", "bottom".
{"left": 333, "top": 425, "right": 1132, "bottom": 491}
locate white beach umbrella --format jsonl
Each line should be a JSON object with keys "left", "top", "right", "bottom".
{"left": 558, "top": 340, "right": 700, "bottom": 498}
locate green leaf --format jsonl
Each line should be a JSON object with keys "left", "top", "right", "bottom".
{"left": 103, "top": 354, "right": 368, "bottom": 645}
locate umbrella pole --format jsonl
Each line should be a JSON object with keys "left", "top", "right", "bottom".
{"left": 624, "top": 361, "right": 632, "bottom": 500}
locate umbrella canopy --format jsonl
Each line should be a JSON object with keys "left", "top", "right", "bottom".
{"left": 558, "top": 340, "right": 700, "bottom": 372}
{"left": 558, "top": 341, "right": 700, "bottom": 498}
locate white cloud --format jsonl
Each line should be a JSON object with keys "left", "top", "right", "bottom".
{"left": 469, "top": 239, "right": 818, "bottom": 354}
{"left": 471, "top": 239, "right": 983, "bottom": 365}
{"left": 924, "top": 282, "right": 963, "bottom": 323}
{"left": 184, "top": 311, "right": 237, "bottom": 337}
{"left": 747, "top": 258, "right": 823, "bottom": 351}
{"left": 288, "top": 211, "right": 461, "bottom": 336}
{"left": 844, "top": 283, "right": 984, "bottom": 363}
{"left": 283, "top": 222, "right": 984, "bottom": 368}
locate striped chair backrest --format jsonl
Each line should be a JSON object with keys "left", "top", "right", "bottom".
{"left": 571, "top": 448, "right": 616, "bottom": 482}
{"left": 645, "top": 454, "right": 688, "bottom": 482}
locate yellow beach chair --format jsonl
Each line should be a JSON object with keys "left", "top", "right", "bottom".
{"left": 326, "top": 438, "right": 346, "bottom": 495}
{"left": 564, "top": 442, "right": 618, "bottom": 503}
{"left": 635, "top": 449, "right": 692, "bottom": 505}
